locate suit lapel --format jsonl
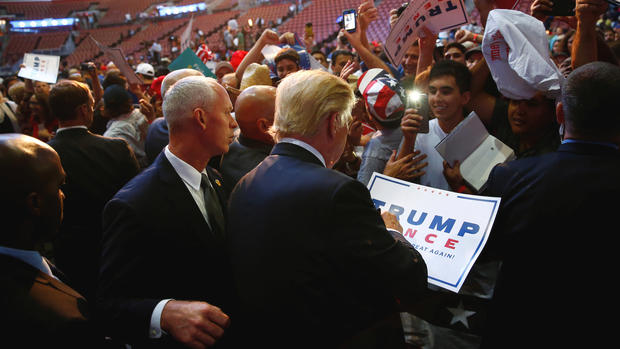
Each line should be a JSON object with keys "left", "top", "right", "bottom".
{"left": 34, "top": 270, "right": 84, "bottom": 299}
{"left": 154, "top": 153, "right": 217, "bottom": 244}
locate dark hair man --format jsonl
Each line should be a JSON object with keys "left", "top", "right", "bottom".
{"left": 47, "top": 80, "right": 140, "bottom": 301}
{"left": 481, "top": 61, "right": 620, "bottom": 348}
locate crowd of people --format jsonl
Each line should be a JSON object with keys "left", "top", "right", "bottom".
{"left": 1, "top": 0, "right": 619, "bottom": 348}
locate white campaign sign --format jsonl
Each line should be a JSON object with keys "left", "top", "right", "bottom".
{"left": 368, "top": 173, "right": 500, "bottom": 293}
{"left": 384, "top": 0, "right": 469, "bottom": 68}
{"left": 18, "top": 53, "right": 60, "bottom": 84}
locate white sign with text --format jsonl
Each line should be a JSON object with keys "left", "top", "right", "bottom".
{"left": 368, "top": 173, "right": 500, "bottom": 293}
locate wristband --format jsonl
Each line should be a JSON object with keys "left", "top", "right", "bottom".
{"left": 457, "top": 185, "right": 467, "bottom": 193}
{"left": 473, "top": 34, "right": 479, "bottom": 42}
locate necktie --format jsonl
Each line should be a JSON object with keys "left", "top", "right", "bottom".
{"left": 201, "top": 173, "right": 226, "bottom": 235}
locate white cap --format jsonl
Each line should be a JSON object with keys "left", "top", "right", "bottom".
{"left": 136, "top": 62, "right": 154, "bottom": 78}
{"left": 227, "top": 19, "right": 238, "bottom": 30}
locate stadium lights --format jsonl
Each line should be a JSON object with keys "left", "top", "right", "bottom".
{"left": 157, "top": 2, "right": 207, "bottom": 17}
{"left": 10, "top": 17, "right": 76, "bottom": 31}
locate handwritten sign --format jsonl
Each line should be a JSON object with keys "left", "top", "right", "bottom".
{"left": 18, "top": 53, "right": 60, "bottom": 84}
{"left": 384, "top": 0, "right": 469, "bottom": 68}
{"left": 368, "top": 173, "right": 500, "bottom": 293}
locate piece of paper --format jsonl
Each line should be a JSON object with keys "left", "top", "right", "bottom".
{"left": 90, "top": 36, "right": 143, "bottom": 85}
{"left": 368, "top": 173, "right": 500, "bottom": 293}
{"left": 435, "top": 112, "right": 515, "bottom": 191}
{"left": 168, "top": 47, "right": 216, "bottom": 78}
{"left": 384, "top": 0, "right": 469, "bottom": 67}
{"left": 18, "top": 53, "right": 60, "bottom": 84}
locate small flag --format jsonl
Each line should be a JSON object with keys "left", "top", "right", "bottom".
{"left": 195, "top": 43, "right": 213, "bottom": 64}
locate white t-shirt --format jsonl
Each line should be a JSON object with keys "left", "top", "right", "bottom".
{"left": 414, "top": 118, "right": 450, "bottom": 190}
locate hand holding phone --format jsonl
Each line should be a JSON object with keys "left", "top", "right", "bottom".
{"left": 406, "top": 91, "right": 430, "bottom": 134}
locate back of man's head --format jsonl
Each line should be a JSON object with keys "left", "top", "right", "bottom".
{"left": 272, "top": 70, "right": 354, "bottom": 140}
{"left": 49, "top": 80, "right": 91, "bottom": 122}
{"left": 561, "top": 61, "right": 620, "bottom": 140}
{"left": 103, "top": 85, "right": 132, "bottom": 118}
{"left": 162, "top": 75, "right": 220, "bottom": 130}
{"left": 0, "top": 134, "right": 64, "bottom": 246}
{"left": 429, "top": 60, "right": 472, "bottom": 93}
{"left": 161, "top": 68, "right": 203, "bottom": 99}
{"left": 235, "top": 85, "right": 276, "bottom": 144}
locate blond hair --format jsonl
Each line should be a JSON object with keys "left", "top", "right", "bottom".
{"left": 271, "top": 70, "right": 354, "bottom": 139}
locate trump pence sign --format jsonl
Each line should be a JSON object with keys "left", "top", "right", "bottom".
{"left": 368, "top": 173, "right": 500, "bottom": 293}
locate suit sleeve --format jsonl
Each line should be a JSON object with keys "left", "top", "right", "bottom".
{"left": 97, "top": 197, "right": 161, "bottom": 343}
{"left": 327, "top": 179, "right": 428, "bottom": 307}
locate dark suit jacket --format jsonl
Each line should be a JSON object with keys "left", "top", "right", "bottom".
{"left": 480, "top": 142, "right": 620, "bottom": 348}
{"left": 47, "top": 127, "right": 140, "bottom": 301}
{"left": 98, "top": 151, "right": 234, "bottom": 347}
{"left": 227, "top": 142, "right": 428, "bottom": 348}
{"left": 144, "top": 117, "right": 168, "bottom": 166}
{"left": 219, "top": 134, "right": 273, "bottom": 194}
{"left": 0, "top": 254, "right": 107, "bottom": 347}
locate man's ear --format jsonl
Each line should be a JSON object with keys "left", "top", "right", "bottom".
{"left": 25, "top": 192, "right": 40, "bottom": 217}
{"left": 327, "top": 111, "right": 339, "bottom": 138}
{"left": 461, "top": 90, "right": 472, "bottom": 106}
{"left": 256, "top": 118, "right": 270, "bottom": 133}
{"left": 556, "top": 101, "right": 565, "bottom": 125}
{"left": 193, "top": 107, "right": 207, "bottom": 129}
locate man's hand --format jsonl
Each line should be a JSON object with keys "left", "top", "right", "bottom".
{"left": 139, "top": 98, "right": 155, "bottom": 122}
{"left": 400, "top": 109, "right": 424, "bottom": 140}
{"left": 383, "top": 149, "right": 428, "bottom": 182}
{"left": 358, "top": 0, "right": 378, "bottom": 32}
{"left": 339, "top": 59, "right": 360, "bottom": 81}
{"left": 257, "top": 29, "right": 281, "bottom": 47}
{"left": 161, "top": 300, "right": 231, "bottom": 349}
{"left": 381, "top": 211, "right": 403, "bottom": 233}
{"left": 442, "top": 160, "right": 466, "bottom": 191}
{"left": 575, "top": 0, "right": 607, "bottom": 27}
{"left": 389, "top": 8, "right": 400, "bottom": 28}
{"left": 530, "top": 0, "right": 553, "bottom": 21}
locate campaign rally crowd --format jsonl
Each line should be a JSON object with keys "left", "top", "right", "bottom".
{"left": 1, "top": 0, "right": 619, "bottom": 348}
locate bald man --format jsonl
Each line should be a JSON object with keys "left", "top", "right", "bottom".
{"left": 0, "top": 134, "right": 104, "bottom": 347}
{"left": 220, "top": 85, "right": 276, "bottom": 193}
{"left": 145, "top": 69, "right": 203, "bottom": 165}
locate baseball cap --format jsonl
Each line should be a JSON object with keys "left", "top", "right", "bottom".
{"left": 357, "top": 68, "right": 406, "bottom": 128}
{"left": 136, "top": 62, "right": 155, "bottom": 78}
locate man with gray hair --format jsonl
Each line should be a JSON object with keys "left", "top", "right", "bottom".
{"left": 145, "top": 68, "right": 204, "bottom": 165}
{"left": 227, "top": 70, "right": 428, "bottom": 348}
{"left": 98, "top": 75, "right": 237, "bottom": 348}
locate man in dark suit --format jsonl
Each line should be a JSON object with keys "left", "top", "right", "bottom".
{"left": 98, "top": 75, "right": 236, "bottom": 347}
{"left": 227, "top": 70, "right": 428, "bottom": 348}
{"left": 0, "top": 133, "right": 106, "bottom": 347}
{"left": 47, "top": 80, "right": 140, "bottom": 301}
{"left": 481, "top": 62, "right": 620, "bottom": 348}
{"left": 220, "top": 85, "right": 276, "bottom": 193}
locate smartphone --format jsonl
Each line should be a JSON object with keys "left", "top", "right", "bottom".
{"left": 407, "top": 91, "right": 429, "bottom": 134}
{"left": 305, "top": 22, "right": 314, "bottom": 37}
{"left": 396, "top": 2, "right": 409, "bottom": 16}
{"left": 343, "top": 9, "right": 357, "bottom": 33}
{"left": 550, "top": 0, "right": 575, "bottom": 16}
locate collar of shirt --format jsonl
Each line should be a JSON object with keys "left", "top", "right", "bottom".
{"left": 561, "top": 138, "right": 619, "bottom": 150}
{"left": 279, "top": 137, "right": 326, "bottom": 167}
{"left": 164, "top": 145, "right": 207, "bottom": 190}
{"left": 55, "top": 125, "right": 88, "bottom": 133}
{"left": 0, "top": 245, "right": 53, "bottom": 276}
